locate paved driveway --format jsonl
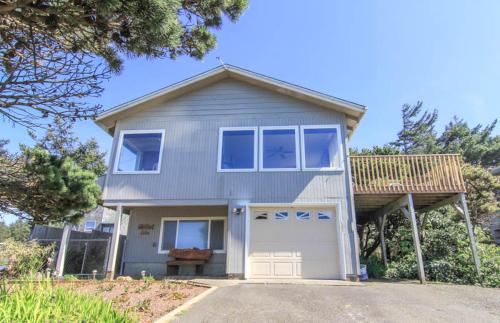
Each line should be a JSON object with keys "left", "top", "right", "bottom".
{"left": 174, "top": 282, "right": 500, "bottom": 323}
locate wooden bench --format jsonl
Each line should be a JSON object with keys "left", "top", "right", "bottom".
{"left": 167, "top": 259, "right": 206, "bottom": 276}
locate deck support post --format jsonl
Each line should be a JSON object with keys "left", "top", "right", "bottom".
{"left": 55, "top": 223, "right": 72, "bottom": 277}
{"left": 454, "top": 193, "right": 481, "bottom": 278}
{"left": 106, "top": 204, "right": 122, "bottom": 280}
{"left": 401, "top": 194, "right": 426, "bottom": 284}
{"left": 377, "top": 214, "right": 388, "bottom": 267}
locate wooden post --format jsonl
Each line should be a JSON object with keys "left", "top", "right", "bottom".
{"left": 378, "top": 214, "right": 388, "bottom": 267}
{"left": 106, "top": 205, "right": 122, "bottom": 280}
{"left": 55, "top": 224, "right": 72, "bottom": 277}
{"left": 455, "top": 193, "right": 481, "bottom": 278}
{"left": 401, "top": 194, "right": 426, "bottom": 284}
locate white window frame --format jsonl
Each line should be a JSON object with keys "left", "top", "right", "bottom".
{"left": 217, "top": 127, "right": 258, "bottom": 172}
{"left": 259, "top": 126, "right": 300, "bottom": 171}
{"left": 113, "top": 129, "right": 166, "bottom": 174}
{"left": 300, "top": 125, "right": 344, "bottom": 171}
{"left": 158, "top": 217, "right": 227, "bottom": 254}
{"left": 84, "top": 220, "right": 96, "bottom": 232}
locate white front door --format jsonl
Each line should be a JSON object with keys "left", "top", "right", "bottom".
{"left": 248, "top": 207, "right": 340, "bottom": 279}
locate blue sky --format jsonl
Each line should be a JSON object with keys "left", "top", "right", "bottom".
{"left": 1, "top": 1, "right": 499, "bottom": 223}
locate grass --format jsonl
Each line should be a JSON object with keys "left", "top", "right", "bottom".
{"left": 0, "top": 280, "right": 133, "bottom": 322}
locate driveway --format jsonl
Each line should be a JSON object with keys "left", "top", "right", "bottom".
{"left": 174, "top": 282, "right": 500, "bottom": 322}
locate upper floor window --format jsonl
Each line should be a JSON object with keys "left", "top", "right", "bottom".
{"left": 114, "top": 130, "right": 165, "bottom": 174}
{"left": 300, "top": 125, "right": 343, "bottom": 171}
{"left": 259, "top": 126, "right": 300, "bottom": 171}
{"left": 217, "top": 127, "right": 257, "bottom": 172}
{"left": 84, "top": 220, "right": 96, "bottom": 232}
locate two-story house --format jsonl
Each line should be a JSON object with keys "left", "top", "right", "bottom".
{"left": 95, "top": 64, "right": 479, "bottom": 283}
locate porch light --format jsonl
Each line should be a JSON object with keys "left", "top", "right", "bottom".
{"left": 232, "top": 207, "right": 245, "bottom": 215}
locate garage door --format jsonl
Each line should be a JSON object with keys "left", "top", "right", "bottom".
{"left": 249, "top": 207, "right": 340, "bottom": 279}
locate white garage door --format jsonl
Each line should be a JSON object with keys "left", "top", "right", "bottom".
{"left": 249, "top": 207, "right": 340, "bottom": 279}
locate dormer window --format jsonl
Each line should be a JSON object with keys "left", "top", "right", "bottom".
{"left": 114, "top": 130, "right": 165, "bottom": 174}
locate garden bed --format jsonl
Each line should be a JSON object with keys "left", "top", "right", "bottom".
{"left": 70, "top": 279, "right": 207, "bottom": 322}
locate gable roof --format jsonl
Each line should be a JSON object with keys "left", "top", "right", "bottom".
{"left": 95, "top": 64, "right": 367, "bottom": 137}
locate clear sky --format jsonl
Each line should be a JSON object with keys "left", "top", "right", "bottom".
{"left": 1, "top": 1, "right": 499, "bottom": 222}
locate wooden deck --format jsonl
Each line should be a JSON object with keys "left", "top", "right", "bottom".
{"left": 350, "top": 154, "right": 466, "bottom": 214}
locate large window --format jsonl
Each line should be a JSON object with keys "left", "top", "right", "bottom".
{"left": 114, "top": 130, "right": 165, "bottom": 174}
{"left": 159, "top": 218, "right": 226, "bottom": 254}
{"left": 259, "top": 126, "right": 300, "bottom": 171}
{"left": 218, "top": 127, "right": 257, "bottom": 172}
{"left": 300, "top": 125, "right": 343, "bottom": 171}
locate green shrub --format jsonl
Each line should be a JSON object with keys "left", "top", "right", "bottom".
{"left": 0, "top": 239, "right": 54, "bottom": 279}
{"left": 383, "top": 211, "right": 500, "bottom": 287}
{"left": 0, "top": 281, "right": 133, "bottom": 322}
{"left": 366, "top": 255, "right": 386, "bottom": 278}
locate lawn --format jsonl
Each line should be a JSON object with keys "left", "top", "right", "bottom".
{"left": 1, "top": 279, "right": 207, "bottom": 323}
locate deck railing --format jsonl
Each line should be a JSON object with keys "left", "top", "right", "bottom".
{"left": 350, "top": 154, "right": 466, "bottom": 194}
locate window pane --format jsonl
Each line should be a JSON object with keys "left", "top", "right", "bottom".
{"left": 100, "top": 224, "right": 114, "bottom": 233}
{"left": 262, "top": 129, "right": 297, "bottom": 169}
{"left": 84, "top": 221, "right": 96, "bottom": 231}
{"left": 221, "top": 130, "right": 255, "bottom": 169}
{"left": 177, "top": 220, "right": 209, "bottom": 249}
{"left": 303, "top": 128, "right": 339, "bottom": 168}
{"left": 275, "top": 211, "right": 288, "bottom": 220}
{"left": 296, "top": 211, "right": 310, "bottom": 220}
{"left": 317, "top": 211, "right": 332, "bottom": 220}
{"left": 255, "top": 212, "right": 268, "bottom": 220}
{"left": 209, "top": 220, "right": 224, "bottom": 250}
{"left": 117, "top": 133, "right": 162, "bottom": 171}
{"left": 161, "top": 221, "right": 177, "bottom": 251}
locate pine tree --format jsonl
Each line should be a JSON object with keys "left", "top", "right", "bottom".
{"left": 0, "top": 0, "right": 248, "bottom": 128}
{"left": 391, "top": 102, "right": 438, "bottom": 154}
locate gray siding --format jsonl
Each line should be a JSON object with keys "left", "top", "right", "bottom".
{"left": 103, "top": 79, "right": 358, "bottom": 277}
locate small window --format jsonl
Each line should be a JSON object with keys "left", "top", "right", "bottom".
{"left": 114, "top": 130, "right": 165, "bottom": 173}
{"left": 218, "top": 127, "right": 257, "bottom": 172}
{"left": 317, "top": 211, "right": 332, "bottom": 220}
{"left": 274, "top": 211, "right": 288, "bottom": 220}
{"left": 255, "top": 212, "right": 268, "bottom": 220}
{"left": 84, "top": 220, "right": 96, "bottom": 232}
{"left": 300, "top": 125, "right": 343, "bottom": 171}
{"left": 296, "top": 211, "right": 310, "bottom": 220}
{"left": 260, "top": 126, "right": 300, "bottom": 171}
{"left": 99, "top": 223, "right": 114, "bottom": 233}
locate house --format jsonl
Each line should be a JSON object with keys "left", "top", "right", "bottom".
{"left": 93, "top": 65, "right": 479, "bottom": 281}
{"left": 73, "top": 176, "right": 129, "bottom": 235}
{"left": 73, "top": 205, "right": 129, "bottom": 234}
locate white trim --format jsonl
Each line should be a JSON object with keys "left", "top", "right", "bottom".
{"left": 244, "top": 204, "right": 250, "bottom": 279}
{"left": 113, "top": 129, "right": 166, "bottom": 174}
{"left": 335, "top": 203, "right": 347, "bottom": 280}
{"left": 217, "top": 127, "right": 258, "bottom": 172}
{"left": 259, "top": 126, "right": 300, "bottom": 172}
{"left": 158, "top": 217, "right": 227, "bottom": 254}
{"left": 300, "top": 125, "right": 345, "bottom": 172}
{"left": 246, "top": 202, "right": 346, "bottom": 280}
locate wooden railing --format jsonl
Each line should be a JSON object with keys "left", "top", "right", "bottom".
{"left": 350, "top": 154, "right": 466, "bottom": 194}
